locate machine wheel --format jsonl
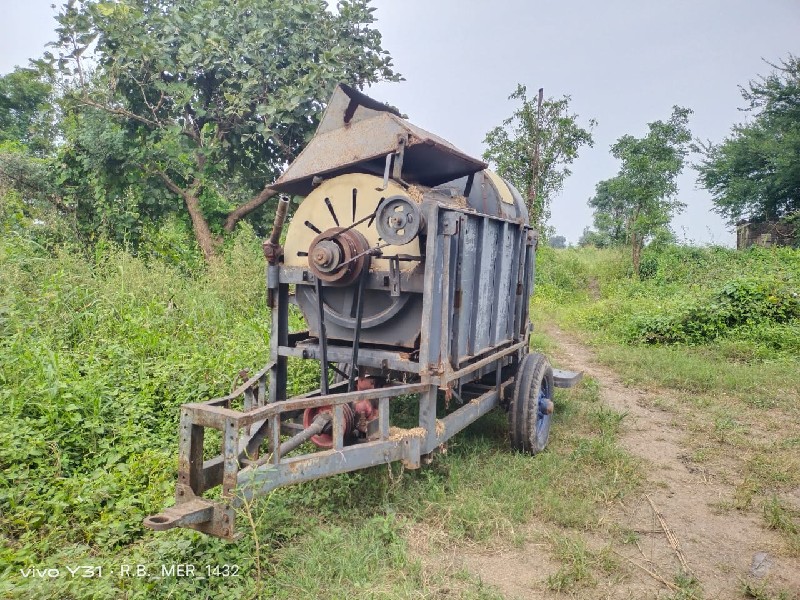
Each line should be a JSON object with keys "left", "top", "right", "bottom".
{"left": 509, "top": 353, "right": 554, "bottom": 454}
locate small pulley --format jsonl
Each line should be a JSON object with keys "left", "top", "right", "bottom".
{"left": 375, "top": 196, "right": 424, "bottom": 246}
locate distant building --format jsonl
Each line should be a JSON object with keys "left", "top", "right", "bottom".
{"left": 736, "top": 220, "right": 797, "bottom": 249}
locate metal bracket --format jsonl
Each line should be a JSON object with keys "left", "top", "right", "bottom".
{"left": 143, "top": 498, "right": 215, "bottom": 531}
{"left": 380, "top": 152, "right": 392, "bottom": 191}
{"left": 392, "top": 134, "right": 407, "bottom": 180}
{"left": 388, "top": 256, "right": 401, "bottom": 297}
{"left": 553, "top": 368, "right": 583, "bottom": 388}
{"left": 438, "top": 213, "right": 460, "bottom": 235}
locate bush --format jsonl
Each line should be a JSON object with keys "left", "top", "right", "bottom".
{"left": 0, "top": 226, "right": 270, "bottom": 555}
{"left": 631, "top": 278, "right": 800, "bottom": 344}
{"left": 535, "top": 243, "right": 800, "bottom": 358}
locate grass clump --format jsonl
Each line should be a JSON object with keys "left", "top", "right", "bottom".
{"left": 534, "top": 243, "right": 800, "bottom": 557}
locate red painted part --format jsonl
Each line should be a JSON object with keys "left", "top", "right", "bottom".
{"left": 303, "top": 404, "right": 355, "bottom": 449}
{"left": 354, "top": 376, "right": 381, "bottom": 434}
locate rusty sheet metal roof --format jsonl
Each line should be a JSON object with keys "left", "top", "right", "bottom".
{"left": 272, "top": 84, "right": 487, "bottom": 196}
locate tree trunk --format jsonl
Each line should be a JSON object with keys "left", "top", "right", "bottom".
{"left": 223, "top": 186, "right": 278, "bottom": 232}
{"left": 183, "top": 192, "right": 218, "bottom": 262}
{"left": 526, "top": 87, "right": 545, "bottom": 226}
{"left": 631, "top": 233, "right": 642, "bottom": 277}
{"left": 158, "top": 172, "right": 281, "bottom": 262}
{"left": 157, "top": 171, "right": 218, "bottom": 262}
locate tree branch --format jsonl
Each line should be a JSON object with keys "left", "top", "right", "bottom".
{"left": 223, "top": 185, "right": 278, "bottom": 232}
{"left": 78, "top": 95, "right": 160, "bottom": 128}
{"left": 156, "top": 168, "right": 218, "bottom": 262}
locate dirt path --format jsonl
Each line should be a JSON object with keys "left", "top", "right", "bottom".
{"left": 443, "top": 324, "right": 800, "bottom": 599}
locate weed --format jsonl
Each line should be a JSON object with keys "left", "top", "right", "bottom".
{"left": 546, "top": 534, "right": 619, "bottom": 591}
{"left": 740, "top": 577, "right": 796, "bottom": 600}
{"left": 670, "top": 571, "right": 704, "bottom": 599}
{"left": 763, "top": 496, "right": 800, "bottom": 556}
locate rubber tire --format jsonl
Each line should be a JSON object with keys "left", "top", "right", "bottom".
{"left": 509, "top": 352, "right": 555, "bottom": 454}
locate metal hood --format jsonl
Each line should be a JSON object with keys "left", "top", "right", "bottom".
{"left": 272, "top": 83, "right": 487, "bottom": 196}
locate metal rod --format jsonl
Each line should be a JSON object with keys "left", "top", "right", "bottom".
{"left": 251, "top": 413, "right": 331, "bottom": 466}
{"left": 348, "top": 257, "right": 371, "bottom": 391}
{"left": 183, "top": 382, "right": 431, "bottom": 427}
{"left": 381, "top": 152, "right": 392, "bottom": 190}
{"left": 316, "top": 277, "right": 329, "bottom": 395}
{"left": 439, "top": 234, "right": 452, "bottom": 378}
{"left": 269, "top": 196, "right": 291, "bottom": 246}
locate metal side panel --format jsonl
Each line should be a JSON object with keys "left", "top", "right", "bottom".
{"left": 513, "top": 240, "right": 530, "bottom": 340}
{"left": 455, "top": 214, "right": 479, "bottom": 363}
{"left": 473, "top": 218, "right": 500, "bottom": 352}
{"left": 419, "top": 202, "right": 442, "bottom": 373}
{"left": 505, "top": 225, "right": 523, "bottom": 341}
{"left": 492, "top": 222, "right": 514, "bottom": 345}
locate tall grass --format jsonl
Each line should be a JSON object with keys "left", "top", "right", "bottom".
{"left": 534, "top": 243, "right": 800, "bottom": 560}
{"left": 2, "top": 229, "right": 641, "bottom": 598}
{"left": 0, "top": 228, "right": 270, "bottom": 557}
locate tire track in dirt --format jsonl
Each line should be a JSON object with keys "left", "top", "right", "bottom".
{"left": 432, "top": 324, "right": 799, "bottom": 599}
{"left": 541, "top": 323, "right": 800, "bottom": 599}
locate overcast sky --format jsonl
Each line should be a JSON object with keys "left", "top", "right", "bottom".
{"left": 2, "top": 1, "right": 799, "bottom": 245}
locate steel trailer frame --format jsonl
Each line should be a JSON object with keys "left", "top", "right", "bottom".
{"left": 144, "top": 200, "right": 579, "bottom": 540}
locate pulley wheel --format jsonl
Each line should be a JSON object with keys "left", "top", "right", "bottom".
{"left": 375, "top": 195, "right": 424, "bottom": 246}
{"left": 303, "top": 403, "right": 355, "bottom": 449}
{"left": 307, "top": 227, "right": 369, "bottom": 286}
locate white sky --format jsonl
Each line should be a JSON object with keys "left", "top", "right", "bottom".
{"left": 2, "top": 0, "right": 799, "bottom": 245}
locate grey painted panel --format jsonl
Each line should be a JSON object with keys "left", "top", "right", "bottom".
{"left": 474, "top": 218, "right": 499, "bottom": 352}
{"left": 423, "top": 217, "right": 446, "bottom": 366}
{"left": 506, "top": 227, "right": 523, "bottom": 341}
{"left": 456, "top": 215, "right": 478, "bottom": 362}
{"left": 493, "top": 222, "right": 514, "bottom": 345}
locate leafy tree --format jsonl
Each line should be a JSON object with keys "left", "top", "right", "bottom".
{"left": 588, "top": 106, "right": 692, "bottom": 274}
{"left": 0, "top": 67, "right": 56, "bottom": 155}
{"left": 483, "top": 84, "right": 595, "bottom": 230}
{"left": 696, "top": 55, "right": 800, "bottom": 225}
{"left": 547, "top": 235, "right": 566, "bottom": 249}
{"left": 0, "top": 67, "right": 66, "bottom": 238}
{"left": 577, "top": 226, "right": 605, "bottom": 248}
{"left": 49, "top": 0, "right": 400, "bottom": 260}
{"left": 587, "top": 178, "right": 628, "bottom": 246}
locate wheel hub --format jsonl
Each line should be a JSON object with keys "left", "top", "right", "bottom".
{"left": 307, "top": 227, "right": 370, "bottom": 285}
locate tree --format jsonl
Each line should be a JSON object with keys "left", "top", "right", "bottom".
{"left": 547, "top": 235, "right": 566, "bottom": 249}
{"left": 695, "top": 55, "right": 800, "bottom": 225}
{"left": 0, "top": 66, "right": 67, "bottom": 237}
{"left": 49, "top": 0, "right": 400, "bottom": 260}
{"left": 588, "top": 106, "right": 692, "bottom": 275}
{"left": 483, "top": 85, "right": 595, "bottom": 230}
{"left": 587, "top": 178, "right": 628, "bottom": 247}
{"left": 0, "top": 67, "right": 56, "bottom": 156}
{"left": 577, "top": 226, "right": 605, "bottom": 248}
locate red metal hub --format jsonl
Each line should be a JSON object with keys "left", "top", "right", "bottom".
{"left": 302, "top": 403, "right": 355, "bottom": 449}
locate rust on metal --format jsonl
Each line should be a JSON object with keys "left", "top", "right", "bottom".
{"left": 272, "top": 84, "right": 487, "bottom": 197}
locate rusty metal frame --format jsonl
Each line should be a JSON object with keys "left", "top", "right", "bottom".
{"left": 145, "top": 200, "right": 540, "bottom": 540}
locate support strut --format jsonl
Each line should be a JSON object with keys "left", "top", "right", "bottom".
{"left": 316, "top": 277, "right": 329, "bottom": 395}
{"left": 348, "top": 257, "right": 371, "bottom": 392}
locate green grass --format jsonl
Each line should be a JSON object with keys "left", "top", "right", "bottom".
{"left": 534, "top": 243, "right": 800, "bottom": 558}
{"left": 1, "top": 229, "right": 644, "bottom": 598}
{"left": 546, "top": 534, "right": 619, "bottom": 592}
{"left": 5, "top": 226, "right": 798, "bottom": 597}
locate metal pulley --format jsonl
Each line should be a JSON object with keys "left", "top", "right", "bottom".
{"left": 307, "top": 227, "right": 370, "bottom": 285}
{"left": 375, "top": 196, "right": 424, "bottom": 246}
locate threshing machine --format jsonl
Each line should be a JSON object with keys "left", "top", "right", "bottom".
{"left": 144, "top": 84, "right": 581, "bottom": 539}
